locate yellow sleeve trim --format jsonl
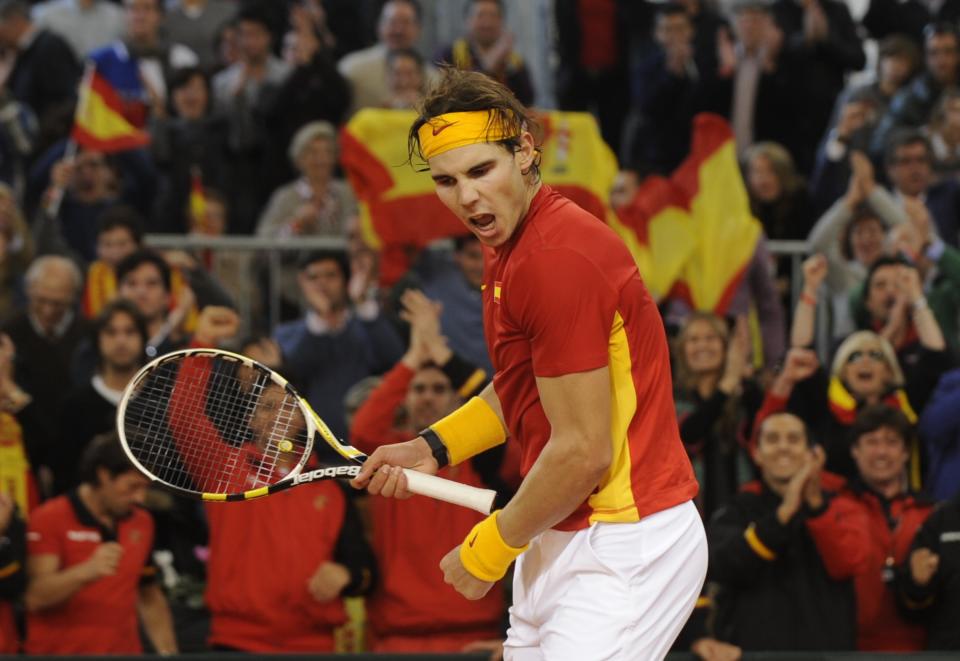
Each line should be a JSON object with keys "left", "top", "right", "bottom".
{"left": 0, "top": 561, "right": 21, "bottom": 579}
{"left": 744, "top": 523, "right": 777, "bottom": 561}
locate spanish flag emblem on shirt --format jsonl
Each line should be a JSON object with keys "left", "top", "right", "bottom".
{"left": 71, "top": 46, "right": 150, "bottom": 152}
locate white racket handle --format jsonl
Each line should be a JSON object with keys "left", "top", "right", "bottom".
{"left": 402, "top": 469, "right": 496, "bottom": 515}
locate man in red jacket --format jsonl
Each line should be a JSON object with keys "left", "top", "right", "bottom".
{"left": 350, "top": 289, "right": 510, "bottom": 653}
{"left": 834, "top": 405, "right": 933, "bottom": 651}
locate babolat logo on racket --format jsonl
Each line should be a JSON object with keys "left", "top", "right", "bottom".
{"left": 292, "top": 465, "right": 362, "bottom": 484}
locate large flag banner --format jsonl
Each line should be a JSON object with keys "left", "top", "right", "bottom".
{"left": 340, "top": 109, "right": 618, "bottom": 284}
{"left": 71, "top": 44, "right": 150, "bottom": 152}
{"left": 670, "top": 114, "right": 762, "bottom": 314}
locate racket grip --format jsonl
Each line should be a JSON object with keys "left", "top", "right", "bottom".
{"left": 402, "top": 469, "right": 496, "bottom": 515}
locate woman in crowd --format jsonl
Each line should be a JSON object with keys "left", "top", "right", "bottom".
{"left": 673, "top": 313, "right": 763, "bottom": 519}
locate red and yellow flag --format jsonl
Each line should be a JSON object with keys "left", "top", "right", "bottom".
{"left": 340, "top": 108, "right": 617, "bottom": 284}
{"left": 669, "top": 114, "right": 762, "bottom": 314}
{"left": 71, "top": 67, "right": 150, "bottom": 152}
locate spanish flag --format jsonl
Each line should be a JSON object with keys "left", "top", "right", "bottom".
{"left": 340, "top": 108, "right": 617, "bottom": 284}
{"left": 71, "top": 46, "right": 150, "bottom": 152}
{"left": 669, "top": 114, "right": 762, "bottom": 314}
{"left": 189, "top": 167, "right": 207, "bottom": 232}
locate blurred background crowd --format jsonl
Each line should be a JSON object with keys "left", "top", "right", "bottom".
{"left": 1, "top": 0, "right": 960, "bottom": 658}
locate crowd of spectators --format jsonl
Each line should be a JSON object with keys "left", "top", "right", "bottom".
{"left": 0, "top": 0, "right": 959, "bottom": 658}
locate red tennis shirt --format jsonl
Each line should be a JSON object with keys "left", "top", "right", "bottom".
{"left": 483, "top": 184, "right": 698, "bottom": 530}
{"left": 25, "top": 492, "right": 156, "bottom": 655}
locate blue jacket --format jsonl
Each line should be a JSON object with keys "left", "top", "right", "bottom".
{"left": 918, "top": 368, "right": 960, "bottom": 500}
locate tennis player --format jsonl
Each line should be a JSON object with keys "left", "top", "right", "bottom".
{"left": 352, "top": 69, "right": 707, "bottom": 659}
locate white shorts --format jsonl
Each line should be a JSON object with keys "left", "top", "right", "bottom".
{"left": 504, "top": 500, "right": 707, "bottom": 661}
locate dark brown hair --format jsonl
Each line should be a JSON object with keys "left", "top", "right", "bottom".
{"left": 407, "top": 67, "right": 542, "bottom": 178}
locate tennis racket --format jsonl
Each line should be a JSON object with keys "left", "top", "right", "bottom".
{"left": 116, "top": 348, "right": 496, "bottom": 514}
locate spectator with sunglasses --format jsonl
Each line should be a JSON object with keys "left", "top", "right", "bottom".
{"left": 755, "top": 254, "right": 946, "bottom": 483}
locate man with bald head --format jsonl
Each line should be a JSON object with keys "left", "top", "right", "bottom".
{"left": 2, "top": 255, "right": 87, "bottom": 483}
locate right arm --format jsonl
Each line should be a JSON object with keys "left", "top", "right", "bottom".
{"left": 25, "top": 544, "right": 121, "bottom": 612}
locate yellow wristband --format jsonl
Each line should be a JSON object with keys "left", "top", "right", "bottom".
{"left": 431, "top": 396, "right": 507, "bottom": 465}
{"left": 459, "top": 511, "right": 528, "bottom": 582}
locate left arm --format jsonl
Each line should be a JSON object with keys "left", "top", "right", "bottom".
{"left": 495, "top": 367, "right": 611, "bottom": 547}
{"left": 137, "top": 582, "right": 177, "bottom": 655}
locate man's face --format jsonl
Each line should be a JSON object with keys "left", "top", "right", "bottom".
{"left": 118, "top": 263, "right": 170, "bottom": 324}
{"left": 880, "top": 54, "right": 913, "bottom": 89}
{"left": 97, "top": 227, "right": 138, "bottom": 268}
{"left": 732, "top": 8, "right": 768, "bottom": 52}
{"left": 298, "top": 259, "right": 347, "bottom": 312}
{"left": 125, "top": 0, "right": 161, "bottom": 42}
{"left": 97, "top": 469, "right": 150, "bottom": 518}
{"left": 865, "top": 265, "right": 900, "bottom": 324}
{"left": 405, "top": 367, "right": 457, "bottom": 431}
{"left": 467, "top": 0, "right": 503, "bottom": 49}
{"left": 428, "top": 136, "right": 537, "bottom": 248}
{"left": 171, "top": 73, "right": 208, "bottom": 120}
{"left": 887, "top": 142, "right": 932, "bottom": 196}
{"left": 73, "top": 151, "right": 110, "bottom": 194}
{"left": 387, "top": 54, "right": 424, "bottom": 98}
{"left": 926, "top": 32, "right": 959, "bottom": 85}
{"left": 754, "top": 414, "right": 810, "bottom": 486}
{"left": 379, "top": 0, "right": 419, "bottom": 50}
{"left": 238, "top": 19, "right": 271, "bottom": 63}
{"left": 655, "top": 13, "right": 693, "bottom": 50}
{"left": 0, "top": 16, "right": 21, "bottom": 50}
{"left": 99, "top": 311, "right": 143, "bottom": 373}
{"left": 852, "top": 425, "right": 909, "bottom": 489}
{"left": 454, "top": 239, "right": 484, "bottom": 289}
{"left": 28, "top": 267, "right": 77, "bottom": 336}
{"left": 850, "top": 216, "right": 885, "bottom": 267}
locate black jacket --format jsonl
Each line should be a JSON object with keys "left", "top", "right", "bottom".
{"left": 709, "top": 482, "right": 867, "bottom": 650}
{"left": 897, "top": 494, "right": 960, "bottom": 650}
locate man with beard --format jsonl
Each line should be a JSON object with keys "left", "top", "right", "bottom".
{"left": 54, "top": 300, "right": 147, "bottom": 495}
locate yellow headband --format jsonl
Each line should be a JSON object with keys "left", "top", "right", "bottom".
{"left": 417, "top": 110, "right": 517, "bottom": 159}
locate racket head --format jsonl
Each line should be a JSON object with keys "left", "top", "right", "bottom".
{"left": 117, "top": 348, "right": 362, "bottom": 501}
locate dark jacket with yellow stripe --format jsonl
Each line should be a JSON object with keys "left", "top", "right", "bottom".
{"left": 897, "top": 494, "right": 960, "bottom": 650}
{"left": 708, "top": 481, "right": 867, "bottom": 651}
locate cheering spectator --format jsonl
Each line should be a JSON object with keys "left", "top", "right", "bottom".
{"left": 674, "top": 314, "right": 762, "bottom": 520}
{"left": 435, "top": 0, "right": 534, "bottom": 106}
{"left": 212, "top": 4, "right": 290, "bottom": 234}
{"left": 54, "top": 300, "right": 147, "bottom": 495}
{"left": 351, "top": 289, "right": 512, "bottom": 652}
{"left": 709, "top": 412, "right": 868, "bottom": 651}
{"left": 872, "top": 23, "right": 960, "bottom": 158}
{"left": 150, "top": 67, "right": 229, "bottom": 234}
{"left": 632, "top": 2, "right": 707, "bottom": 174}
{"left": 744, "top": 141, "right": 813, "bottom": 242}
{"left": 79, "top": 206, "right": 142, "bottom": 318}
{"left": 882, "top": 130, "right": 960, "bottom": 247}
{"left": 835, "top": 406, "right": 933, "bottom": 651}
{"left": 897, "top": 492, "right": 960, "bottom": 650}
{"left": 24, "top": 434, "right": 177, "bottom": 655}
{"left": 274, "top": 251, "right": 403, "bottom": 441}
{"left": 810, "top": 35, "right": 921, "bottom": 211}
{"left": 266, "top": 2, "right": 350, "bottom": 181}
{"left": 807, "top": 151, "right": 908, "bottom": 339}
{"left": 33, "top": 0, "right": 124, "bottom": 59}
{"left": 554, "top": 0, "right": 632, "bottom": 152}
{"left": 0, "top": 0, "right": 79, "bottom": 136}
{"left": 162, "top": 0, "right": 236, "bottom": 73}
{"left": 337, "top": 0, "right": 425, "bottom": 115}
{"left": 770, "top": 0, "right": 864, "bottom": 172}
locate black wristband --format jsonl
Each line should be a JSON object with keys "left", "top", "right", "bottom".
{"left": 420, "top": 427, "right": 450, "bottom": 469}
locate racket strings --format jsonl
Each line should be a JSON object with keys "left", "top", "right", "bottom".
{"left": 122, "top": 354, "right": 310, "bottom": 496}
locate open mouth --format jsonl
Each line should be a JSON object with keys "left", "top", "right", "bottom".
{"left": 469, "top": 214, "right": 496, "bottom": 237}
